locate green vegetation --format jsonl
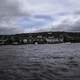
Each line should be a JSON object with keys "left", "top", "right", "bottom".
{"left": 0, "top": 32, "right": 80, "bottom": 44}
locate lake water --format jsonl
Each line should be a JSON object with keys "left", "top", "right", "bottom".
{"left": 0, "top": 43, "right": 80, "bottom": 80}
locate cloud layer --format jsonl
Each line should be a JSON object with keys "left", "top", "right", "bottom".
{"left": 0, "top": 0, "right": 80, "bottom": 34}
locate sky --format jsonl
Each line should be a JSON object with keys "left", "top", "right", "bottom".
{"left": 0, "top": 0, "right": 80, "bottom": 34}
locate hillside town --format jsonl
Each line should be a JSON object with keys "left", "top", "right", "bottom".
{"left": 0, "top": 32, "right": 80, "bottom": 45}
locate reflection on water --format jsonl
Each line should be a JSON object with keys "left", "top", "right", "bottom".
{"left": 0, "top": 43, "right": 80, "bottom": 80}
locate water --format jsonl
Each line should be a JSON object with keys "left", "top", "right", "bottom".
{"left": 0, "top": 43, "right": 80, "bottom": 80}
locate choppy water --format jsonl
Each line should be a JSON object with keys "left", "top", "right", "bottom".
{"left": 0, "top": 43, "right": 80, "bottom": 80}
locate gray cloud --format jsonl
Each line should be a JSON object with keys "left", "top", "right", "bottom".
{"left": 0, "top": 0, "right": 19, "bottom": 16}
{"left": 36, "top": 15, "right": 80, "bottom": 32}
{"left": 52, "top": 15, "right": 80, "bottom": 32}
{"left": 0, "top": 0, "right": 30, "bottom": 35}
{"left": 0, "top": 0, "right": 80, "bottom": 34}
{"left": 0, "top": 27, "right": 23, "bottom": 35}
{"left": 0, "top": 0, "right": 30, "bottom": 17}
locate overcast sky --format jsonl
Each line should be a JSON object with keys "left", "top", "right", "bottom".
{"left": 0, "top": 0, "right": 80, "bottom": 34}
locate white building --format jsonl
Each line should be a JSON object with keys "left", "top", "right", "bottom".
{"left": 23, "top": 39, "right": 27, "bottom": 43}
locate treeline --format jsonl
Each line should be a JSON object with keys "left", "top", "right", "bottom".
{"left": 0, "top": 32, "right": 80, "bottom": 44}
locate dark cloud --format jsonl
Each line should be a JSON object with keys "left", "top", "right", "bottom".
{"left": 54, "top": 16, "right": 80, "bottom": 32}
{"left": 0, "top": 27, "right": 23, "bottom": 35}
{"left": 69, "top": 19, "right": 80, "bottom": 32}
{"left": 36, "top": 15, "right": 80, "bottom": 32}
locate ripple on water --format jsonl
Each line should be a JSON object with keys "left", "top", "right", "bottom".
{"left": 0, "top": 44, "right": 80, "bottom": 80}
